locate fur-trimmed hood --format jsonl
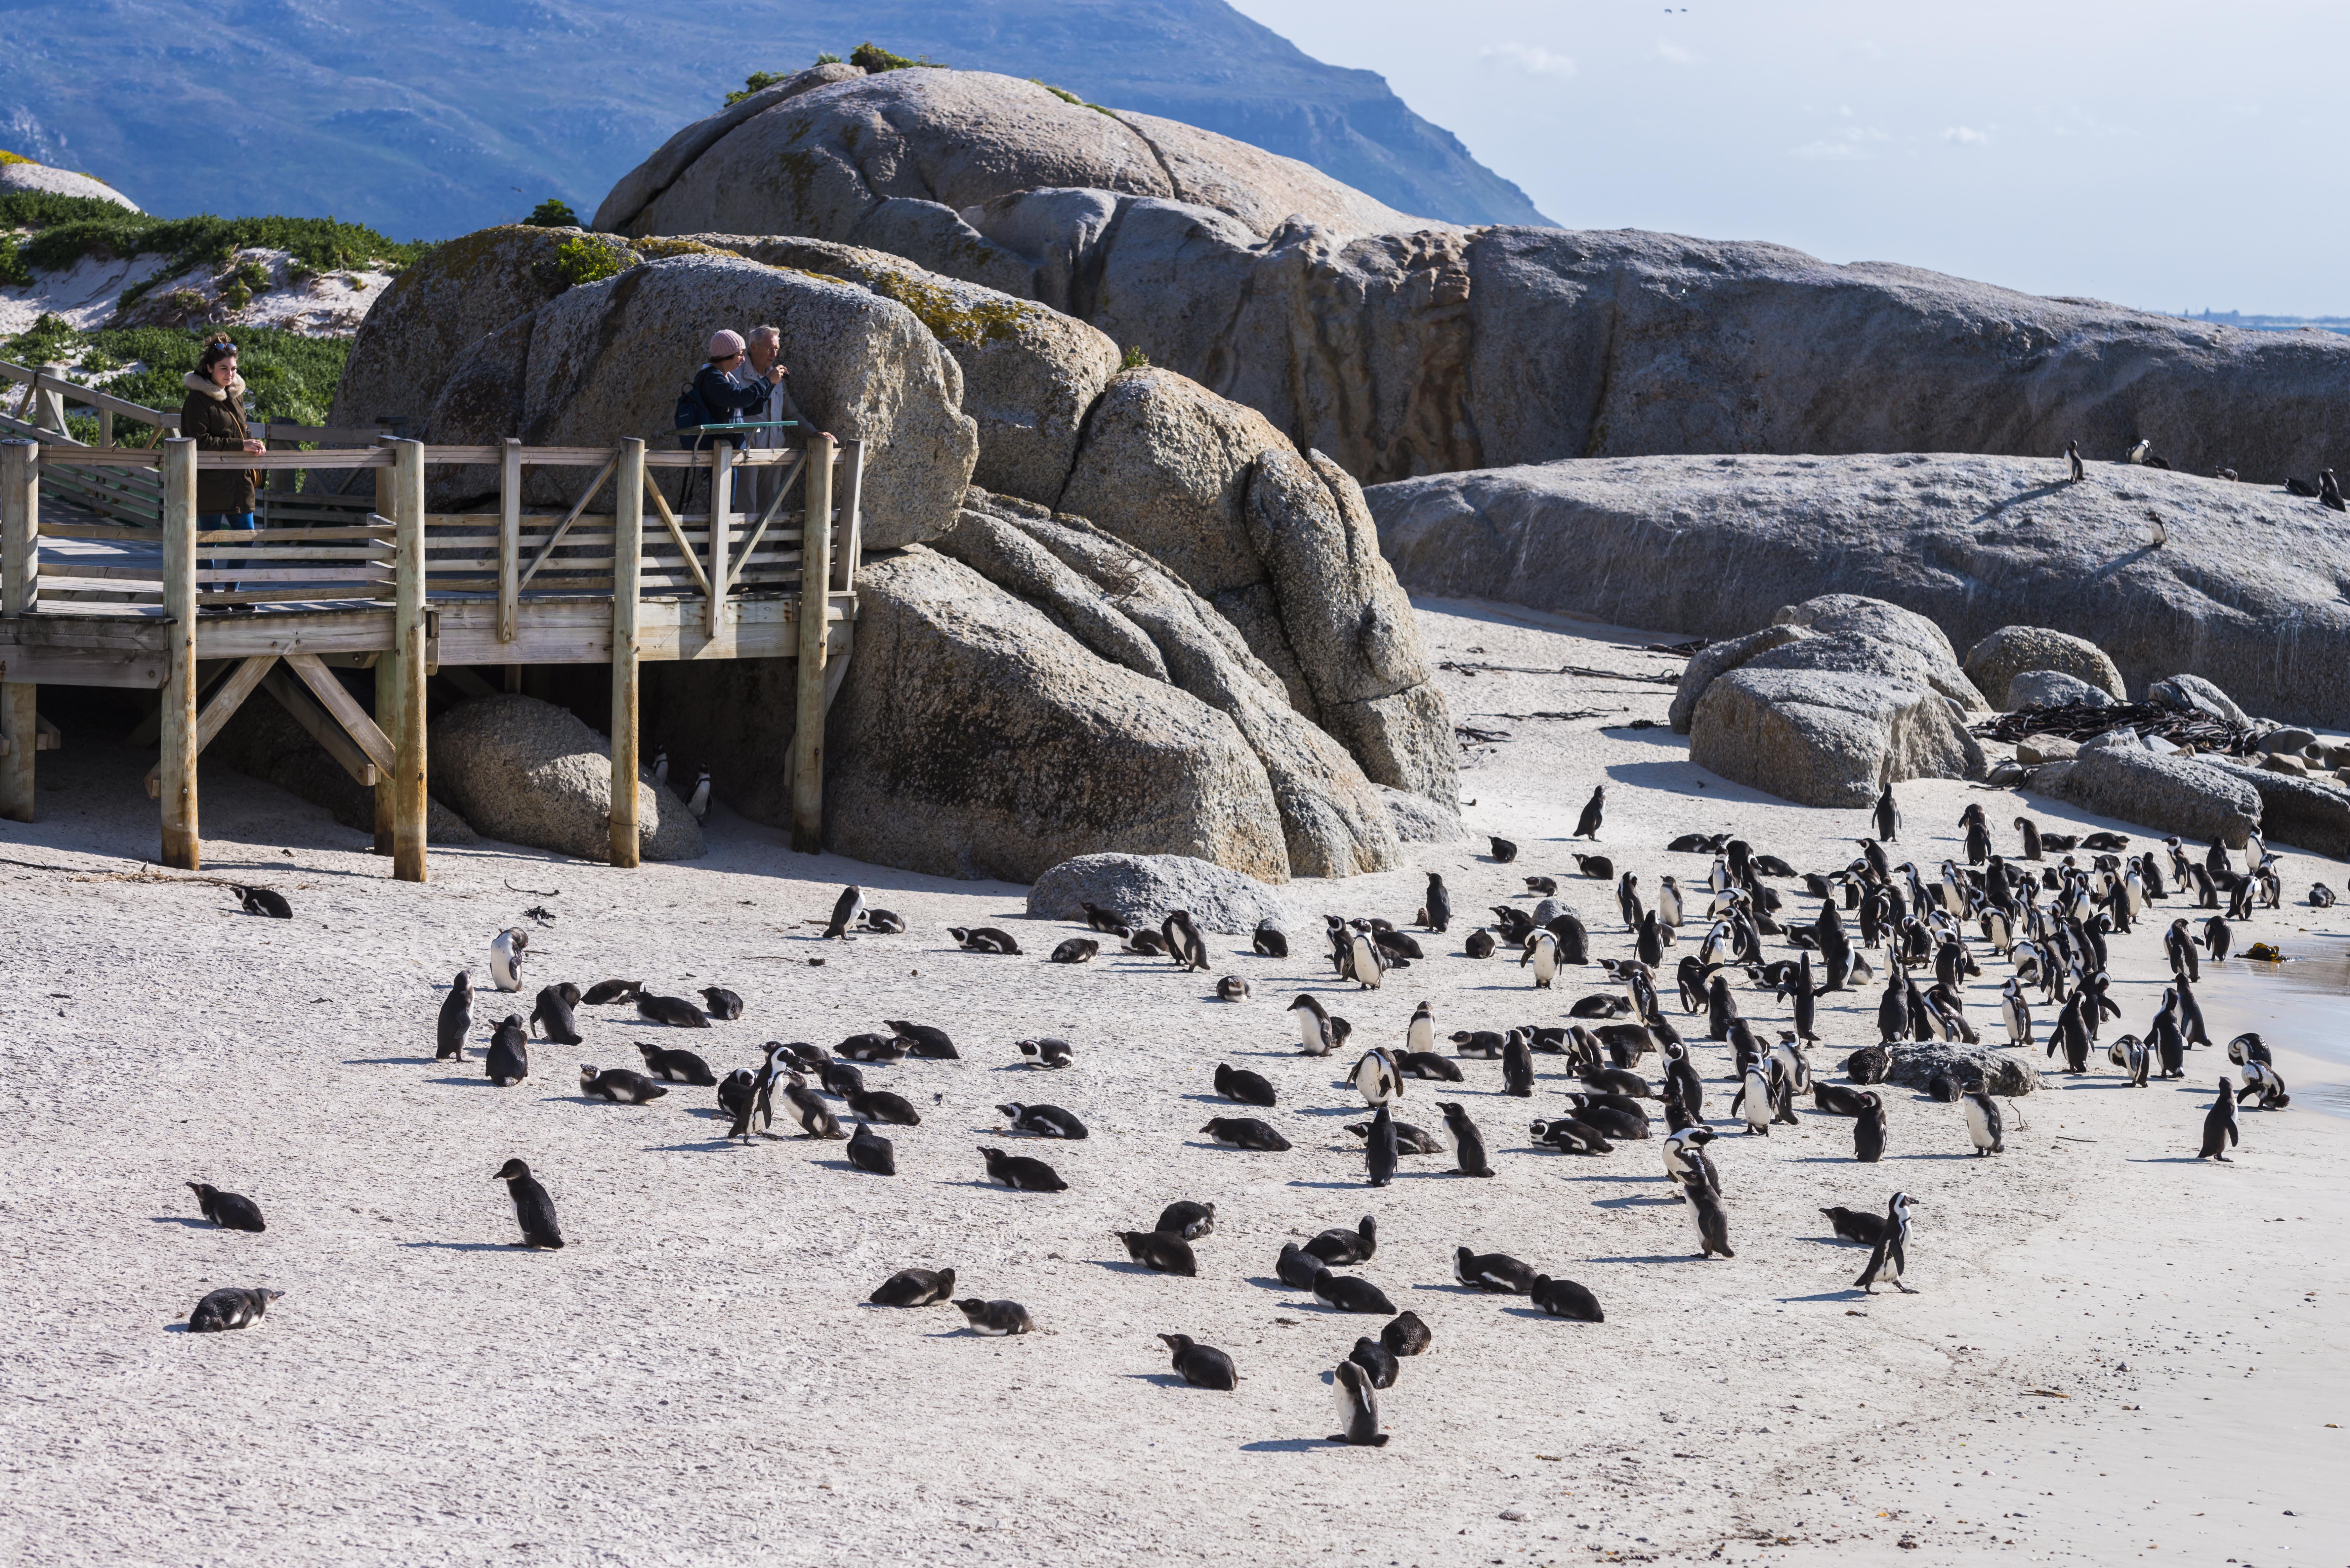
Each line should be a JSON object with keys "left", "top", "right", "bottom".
{"left": 183, "top": 370, "right": 246, "bottom": 401}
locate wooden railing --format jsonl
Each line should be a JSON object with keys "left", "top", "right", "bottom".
{"left": 4, "top": 436, "right": 862, "bottom": 631}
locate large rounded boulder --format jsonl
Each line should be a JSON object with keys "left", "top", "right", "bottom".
{"left": 429, "top": 695, "right": 703, "bottom": 862}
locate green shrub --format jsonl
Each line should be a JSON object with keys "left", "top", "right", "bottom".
{"left": 0, "top": 190, "right": 129, "bottom": 232}
{"left": 553, "top": 235, "right": 628, "bottom": 289}
{"left": 1122, "top": 345, "right": 1150, "bottom": 370}
{"left": 815, "top": 52, "right": 843, "bottom": 65}
{"left": 524, "top": 198, "right": 578, "bottom": 228}
{"left": 0, "top": 149, "right": 30, "bottom": 165}
{"left": 20, "top": 212, "right": 427, "bottom": 280}
{"left": 725, "top": 71, "right": 789, "bottom": 106}
{"left": 0, "top": 234, "right": 29, "bottom": 288}
{"left": 849, "top": 42, "right": 945, "bottom": 72}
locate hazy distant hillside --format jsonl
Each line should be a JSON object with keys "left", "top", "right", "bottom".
{"left": 0, "top": 0, "right": 1550, "bottom": 238}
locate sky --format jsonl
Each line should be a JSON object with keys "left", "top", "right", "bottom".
{"left": 1232, "top": 0, "right": 2348, "bottom": 316}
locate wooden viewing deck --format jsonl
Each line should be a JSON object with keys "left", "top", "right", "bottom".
{"left": 0, "top": 417, "right": 865, "bottom": 881}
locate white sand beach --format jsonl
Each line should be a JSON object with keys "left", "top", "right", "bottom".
{"left": 1, "top": 598, "right": 2343, "bottom": 1568}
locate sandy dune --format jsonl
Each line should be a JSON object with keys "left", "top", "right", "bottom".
{"left": 0, "top": 598, "right": 2342, "bottom": 1567}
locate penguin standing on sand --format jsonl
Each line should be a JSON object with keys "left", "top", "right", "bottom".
{"left": 1364, "top": 1102, "right": 1399, "bottom": 1187}
{"left": 1575, "top": 786, "right": 1606, "bottom": 841}
{"left": 1292, "top": 994, "right": 1337, "bottom": 1056}
{"left": 1853, "top": 1192, "right": 1916, "bottom": 1293}
{"left": 1688, "top": 1176, "right": 1734, "bottom": 1258}
{"left": 1438, "top": 1101, "right": 1495, "bottom": 1177}
{"left": 1424, "top": 873, "right": 1451, "bottom": 932}
{"left": 1348, "top": 926, "right": 1387, "bottom": 990}
{"left": 822, "top": 885, "right": 863, "bottom": 939}
{"left": 493, "top": 1158, "right": 563, "bottom": 1249}
{"left": 436, "top": 971, "right": 473, "bottom": 1060}
{"left": 1332, "top": 1360, "right": 1388, "bottom": 1446}
{"left": 686, "top": 769, "right": 712, "bottom": 819}
{"left": 1522, "top": 928, "right": 1560, "bottom": 989}
{"left": 2065, "top": 439, "right": 2084, "bottom": 484}
{"left": 486, "top": 1015, "right": 529, "bottom": 1086}
{"left": 1963, "top": 1081, "right": 2004, "bottom": 1155}
{"left": 1874, "top": 785, "right": 1902, "bottom": 843}
{"left": 2198, "top": 1079, "right": 2240, "bottom": 1161}
{"left": 2000, "top": 978, "right": 2032, "bottom": 1050}
{"left": 1163, "top": 909, "right": 1211, "bottom": 971}
{"left": 489, "top": 927, "right": 529, "bottom": 992}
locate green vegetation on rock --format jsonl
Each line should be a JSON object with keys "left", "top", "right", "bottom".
{"left": 553, "top": 235, "right": 629, "bottom": 289}
{"left": 1122, "top": 345, "right": 1150, "bottom": 370}
{"left": 523, "top": 199, "right": 579, "bottom": 228}
{"left": 863, "top": 268, "right": 1034, "bottom": 348}
{"left": 725, "top": 71, "right": 790, "bottom": 107}
{"left": 849, "top": 42, "right": 946, "bottom": 73}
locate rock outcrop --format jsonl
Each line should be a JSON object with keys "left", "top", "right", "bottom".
{"left": 2034, "top": 739, "right": 2261, "bottom": 848}
{"left": 1371, "top": 453, "right": 2350, "bottom": 729}
{"left": 2148, "top": 673, "right": 2252, "bottom": 727}
{"left": 1026, "top": 853, "right": 1287, "bottom": 935}
{"left": 2199, "top": 758, "right": 2350, "bottom": 859}
{"left": 653, "top": 492, "right": 1404, "bottom": 883}
{"left": 594, "top": 68, "right": 1421, "bottom": 246}
{"left": 429, "top": 695, "right": 703, "bottom": 862}
{"left": 1963, "top": 625, "right": 2127, "bottom": 707}
{"left": 820, "top": 547, "right": 1290, "bottom": 883}
{"left": 2005, "top": 670, "right": 2114, "bottom": 710}
{"left": 607, "top": 80, "right": 2350, "bottom": 489}
{"left": 0, "top": 158, "right": 138, "bottom": 210}
{"left": 1682, "top": 595, "right": 1987, "bottom": 808}
{"left": 1883, "top": 1044, "right": 2039, "bottom": 1097}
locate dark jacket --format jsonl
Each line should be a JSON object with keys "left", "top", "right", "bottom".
{"left": 686, "top": 362, "right": 778, "bottom": 449}
{"left": 180, "top": 371, "right": 255, "bottom": 514}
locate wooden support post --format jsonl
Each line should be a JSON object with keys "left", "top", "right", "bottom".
{"left": 391, "top": 439, "right": 429, "bottom": 882}
{"left": 831, "top": 438, "right": 865, "bottom": 593}
{"left": 259, "top": 665, "right": 378, "bottom": 787}
{"left": 789, "top": 433, "right": 836, "bottom": 854}
{"left": 610, "top": 438, "right": 645, "bottom": 868}
{"left": 98, "top": 408, "right": 113, "bottom": 450}
{"left": 144, "top": 654, "right": 276, "bottom": 796}
{"left": 0, "top": 439, "right": 33, "bottom": 822}
{"left": 707, "top": 440, "right": 733, "bottom": 638}
{"left": 372, "top": 442, "right": 396, "bottom": 855}
{"left": 159, "top": 438, "right": 200, "bottom": 869}
{"left": 498, "top": 438, "right": 521, "bottom": 644}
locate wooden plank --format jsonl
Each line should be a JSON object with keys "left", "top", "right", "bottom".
{"left": 725, "top": 452, "right": 803, "bottom": 595}
{"left": 391, "top": 440, "right": 428, "bottom": 882}
{"left": 832, "top": 439, "right": 865, "bottom": 593}
{"left": 790, "top": 433, "right": 836, "bottom": 853}
{"left": 196, "top": 450, "right": 390, "bottom": 471}
{"left": 143, "top": 654, "right": 275, "bottom": 797}
{"left": 424, "top": 445, "right": 617, "bottom": 467}
{"left": 32, "top": 369, "right": 172, "bottom": 426}
{"left": 282, "top": 652, "right": 397, "bottom": 775}
{"left": 2, "top": 439, "right": 34, "bottom": 615}
{"left": 0, "top": 648, "right": 165, "bottom": 688}
{"left": 519, "top": 452, "right": 618, "bottom": 590}
{"left": 610, "top": 438, "right": 644, "bottom": 868}
{"left": 260, "top": 664, "right": 377, "bottom": 787}
{"left": 440, "top": 666, "right": 499, "bottom": 701}
{"left": 158, "top": 439, "right": 199, "bottom": 870}
{"left": 373, "top": 446, "right": 396, "bottom": 857}
{"left": 0, "top": 682, "right": 32, "bottom": 821}
{"left": 706, "top": 443, "right": 732, "bottom": 638}
{"left": 641, "top": 469, "right": 712, "bottom": 598}
{"left": 498, "top": 439, "right": 520, "bottom": 644}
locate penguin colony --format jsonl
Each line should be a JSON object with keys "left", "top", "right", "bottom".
{"left": 162, "top": 810, "right": 2300, "bottom": 1456}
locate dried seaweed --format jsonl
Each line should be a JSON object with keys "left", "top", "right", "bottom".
{"left": 1970, "top": 701, "right": 2257, "bottom": 756}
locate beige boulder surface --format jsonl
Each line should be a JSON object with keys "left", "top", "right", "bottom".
{"left": 328, "top": 225, "right": 600, "bottom": 436}
{"left": 1371, "top": 452, "right": 2350, "bottom": 729}
{"left": 1964, "top": 625, "right": 2129, "bottom": 707}
{"left": 429, "top": 695, "right": 703, "bottom": 862}
{"left": 212, "top": 691, "right": 476, "bottom": 844}
{"left": 681, "top": 234, "right": 1120, "bottom": 503}
{"left": 596, "top": 69, "right": 1420, "bottom": 246}
{"left": 2036, "top": 742, "right": 2261, "bottom": 848}
{"left": 428, "top": 252, "right": 978, "bottom": 548}
{"left": 1691, "top": 669, "right": 1986, "bottom": 810}
{"left": 821, "top": 547, "right": 1291, "bottom": 883}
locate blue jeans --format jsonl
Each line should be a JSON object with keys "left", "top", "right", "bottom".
{"left": 200, "top": 512, "right": 256, "bottom": 598}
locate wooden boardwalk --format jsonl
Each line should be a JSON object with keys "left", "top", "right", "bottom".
{"left": 0, "top": 396, "right": 863, "bottom": 879}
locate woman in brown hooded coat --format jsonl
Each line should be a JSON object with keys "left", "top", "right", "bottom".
{"left": 178, "top": 337, "right": 265, "bottom": 608}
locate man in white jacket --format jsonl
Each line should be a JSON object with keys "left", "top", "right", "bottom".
{"left": 741, "top": 325, "right": 805, "bottom": 516}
